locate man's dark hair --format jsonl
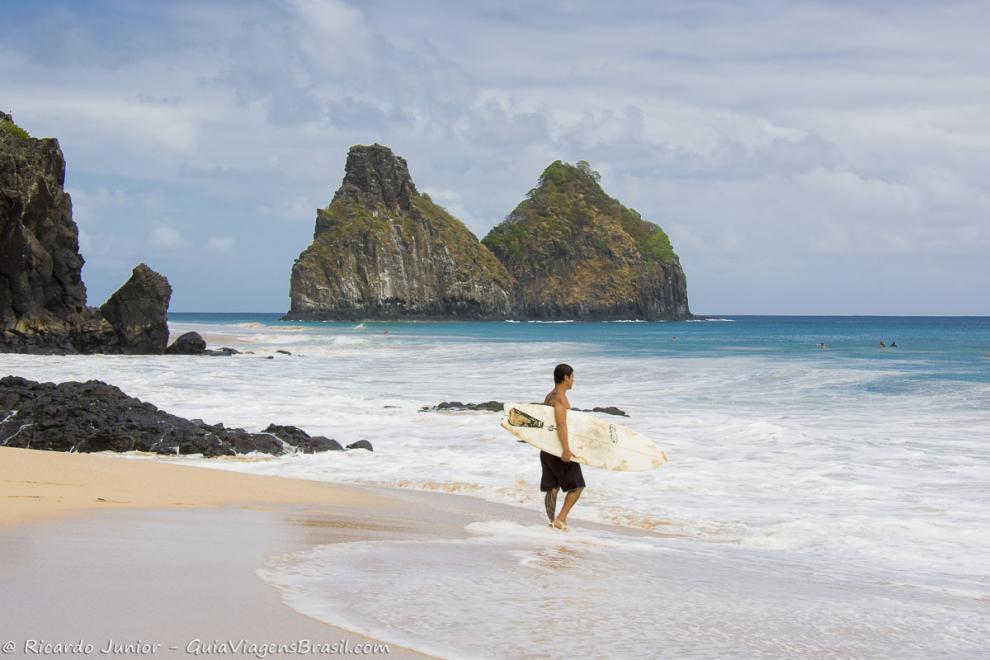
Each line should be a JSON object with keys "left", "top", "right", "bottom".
{"left": 553, "top": 363, "right": 574, "bottom": 384}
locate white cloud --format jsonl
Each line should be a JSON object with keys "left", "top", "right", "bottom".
{"left": 149, "top": 225, "right": 184, "bottom": 249}
{"left": 67, "top": 187, "right": 133, "bottom": 228}
{"left": 258, "top": 196, "right": 321, "bottom": 223}
{"left": 206, "top": 236, "right": 235, "bottom": 253}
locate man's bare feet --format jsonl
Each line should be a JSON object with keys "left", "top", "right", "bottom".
{"left": 551, "top": 518, "right": 569, "bottom": 531}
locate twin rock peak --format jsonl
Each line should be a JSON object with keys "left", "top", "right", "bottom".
{"left": 286, "top": 144, "right": 691, "bottom": 321}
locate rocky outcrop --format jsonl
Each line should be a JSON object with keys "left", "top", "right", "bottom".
{"left": 0, "top": 113, "right": 172, "bottom": 353}
{"left": 261, "top": 424, "right": 343, "bottom": 453}
{"left": 483, "top": 160, "right": 691, "bottom": 320}
{"left": 346, "top": 439, "right": 374, "bottom": 451}
{"left": 284, "top": 144, "right": 513, "bottom": 320}
{"left": 165, "top": 331, "right": 207, "bottom": 355}
{"left": 282, "top": 149, "right": 691, "bottom": 322}
{"left": 0, "top": 376, "right": 351, "bottom": 457}
{"left": 100, "top": 263, "right": 172, "bottom": 353}
{"left": 420, "top": 400, "right": 629, "bottom": 416}
{"left": 164, "top": 332, "right": 243, "bottom": 357}
{"left": 420, "top": 401, "right": 504, "bottom": 413}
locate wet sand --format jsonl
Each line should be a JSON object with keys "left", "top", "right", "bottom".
{"left": 0, "top": 446, "right": 429, "bottom": 657}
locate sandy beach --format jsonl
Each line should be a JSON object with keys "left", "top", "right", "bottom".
{"left": 0, "top": 446, "right": 427, "bottom": 658}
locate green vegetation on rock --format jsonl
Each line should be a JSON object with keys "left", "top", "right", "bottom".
{"left": 0, "top": 114, "right": 30, "bottom": 140}
{"left": 287, "top": 144, "right": 513, "bottom": 320}
{"left": 482, "top": 159, "right": 689, "bottom": 320}
{"left": 487, "top": 159, "right": 678, "bottom": 267}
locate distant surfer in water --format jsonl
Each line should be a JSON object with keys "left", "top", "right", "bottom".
{"left": 541, "top": 363, "right": 585, "bottom": 531}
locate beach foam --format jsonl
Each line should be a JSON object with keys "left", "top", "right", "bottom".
{"left": 258, "top": 517, "right": 989, "bottom": 658}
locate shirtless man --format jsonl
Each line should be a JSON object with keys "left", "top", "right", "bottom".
{"left": 541, "top": 363, "right": 585, "bottom": 530}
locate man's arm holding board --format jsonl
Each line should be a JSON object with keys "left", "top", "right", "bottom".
{"left": 553, "top": 398, "right": 574, "bottom": 463}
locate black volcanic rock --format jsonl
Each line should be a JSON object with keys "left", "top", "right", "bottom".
{"left": 262, "top": 424, "right": 344, "bottom": 453}
{"left": 421, "top": 400, "right": 629, "bottom": 416}
{"left": 165, "top": 331, "right": 207, "bottom": 355}
{"left": 346, "top": 440, "right": 374, "bottom": 451}
{"left": 483, "top": 160, "right": 691, "bottom": 320}
{"left": 284, "top": 144, "right": 513, "bottom": 321}
{"left": 0, "top": 376, "right": 342, "bottom": 457}
{"left": 573, "top": 406, "right": 629, "bottom": 417}
{"left": 0, "top": 112, "right": 112, "bottom": 353}
{"left": 100, "top": 263, "right": 172, "bottom": 354}
{"left": 0, "top": 113, "right": 174, "bottom": 353}
{"left": 420, "top": 401, "right": 505, "bottom": 413}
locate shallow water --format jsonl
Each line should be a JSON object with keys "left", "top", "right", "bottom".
{"left": 259, "top": 520, "right": 988, "bottom": 658}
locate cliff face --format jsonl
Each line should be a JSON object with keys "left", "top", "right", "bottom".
{"left": 0, "top": 113, "right": 171, "bottom": 353}
{"left": 285, "top": 144, "right": 513, "bottom": 320}
{"left": 483, "top": 160, "right": 691, "bottom": 320}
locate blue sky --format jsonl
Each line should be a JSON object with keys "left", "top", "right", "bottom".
{"left": 3, "top": 0, "right": 988, "bottom": 314}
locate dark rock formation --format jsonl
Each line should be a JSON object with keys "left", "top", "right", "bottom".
{"left": 483, "top": 160, "right": 691, "bottom": 320}
{"left": 573, "top": 406, "right": 629, "bottom": 417}
{"left": 164, "top": 332, "right": 242, "bottom": 357}
{"left": 346, "top": 440, "right": 374, "bottom": 451}
{"left": 421, "top": 400, "right": 628, "bottom": 417}
{"left": 284, "top": 144, "right": 513, "bottom": 321}
{"left": 100, "top": 263, "right": 172, "bottom": 353}
{"left": 261, "top": 424, "right": 343, "bottom": 453}
{"left": 210, "top": 346, "right": 242, "bottom": 356}
{"left": 0, "top": 376, "right": 349, "bottom": 457}
{"left": 165, "top": 331, "right": 207, "bottom": 355}
{"left": 420, "top": 401, "right": 505, "bottom": 413}
{"left": 0, "top": 113, "right": 172, "bottom": 353}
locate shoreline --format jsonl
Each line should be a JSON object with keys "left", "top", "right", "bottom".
{"left": 0, "top": 445, "right": 662, "bottom": 659}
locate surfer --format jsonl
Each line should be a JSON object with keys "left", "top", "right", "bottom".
{"left": 541, "top": 363, "right": 585, "bottom": 531}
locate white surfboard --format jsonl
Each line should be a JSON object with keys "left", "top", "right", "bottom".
{"left": 499, "top": 403, "right": 668, "bottom": 472}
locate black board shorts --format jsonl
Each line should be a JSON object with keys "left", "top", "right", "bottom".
{"left": 540, "top": 450, "right": 585, "bottom": 492}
